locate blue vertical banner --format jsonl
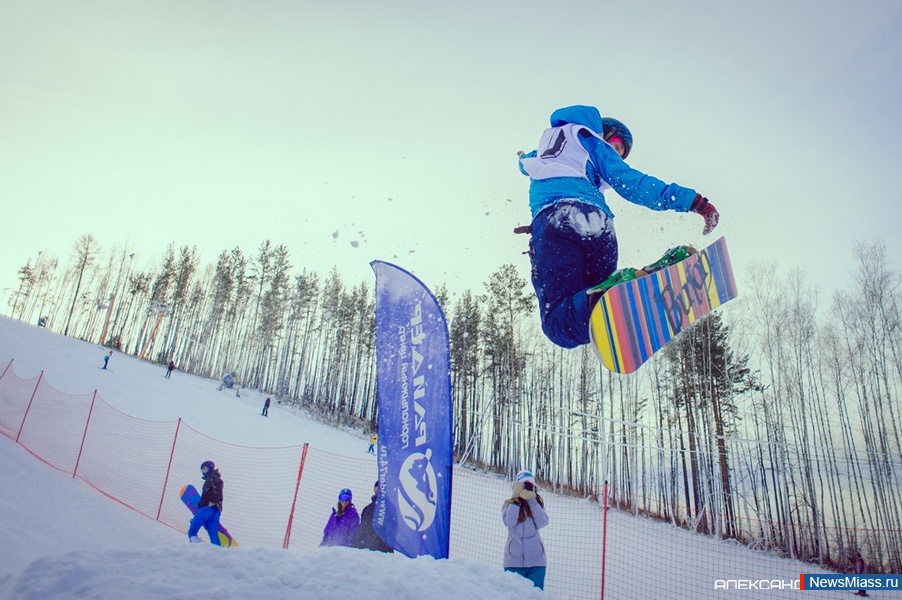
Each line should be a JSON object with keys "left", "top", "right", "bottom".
{"left": 370, "top": 261, "right": 453, "bottom": 559}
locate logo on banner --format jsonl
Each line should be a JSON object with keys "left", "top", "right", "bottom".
{"left": 394, "top": 300, "right": 441, "bottom": 534}
{"left": 397, "top": 447, "right": 437, "bottom": 531}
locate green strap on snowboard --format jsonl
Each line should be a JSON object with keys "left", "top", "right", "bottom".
{"left": 641, "top": 245, "right": 696, "bottom": 274}
{"left": 587, "top": 246, "right": 696, "bottom": 296}
{"left": 587, "top": 268, "right": 647, "bottom": 295}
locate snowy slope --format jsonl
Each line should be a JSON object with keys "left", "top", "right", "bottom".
{"left": 0, "top": 316, "right": 859, "bottom": 599}
{"left": 0, "top": 317, "right": 548, "bottom": 599}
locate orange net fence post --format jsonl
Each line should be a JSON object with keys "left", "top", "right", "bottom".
{"left": 72, "top": 390, "right": 98, "bottom": 477}
{"left": 283, "top": 442, "right": 309, "bottom": 549}
{"left": 17, "top": 374, "right": 97, "bottom": 474}
{"left": 0, "top": 364, "right": 41, "bottom": 441}
{"left": 155, "top": 418, "right": 183, "bottom": 522}
{"left": 601, "top": 480, "right": 609, "bottom": 600}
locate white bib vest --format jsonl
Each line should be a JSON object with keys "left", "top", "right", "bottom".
{"left": 520, "top": 123, "right": 610, "bottom": 190}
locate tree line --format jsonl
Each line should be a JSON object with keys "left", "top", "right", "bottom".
{"left": 6, "top": 235, "right": 901, "bottom": 573}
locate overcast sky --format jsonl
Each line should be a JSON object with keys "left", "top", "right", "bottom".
{"left": 3, "top": 0, "right": 901, "bottom": 309}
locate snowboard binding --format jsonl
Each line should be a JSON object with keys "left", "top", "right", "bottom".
{"left": 587, "top": 268, "right": 648, "bottom": 295}
{"left": 586, "top": 246, "right": 696, "bottom": 296}
{"left": 641, "top": 245, "right": 696, "bottom": 274}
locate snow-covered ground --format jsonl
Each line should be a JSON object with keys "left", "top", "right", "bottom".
{"left": 0, "top": 316, "right": 863, "bottom": 598}
{"left": 0, "top": 432, "right": 544, "bottom": 600}
{"left": 0, "top": 317, "right": 548, "bottom": 599}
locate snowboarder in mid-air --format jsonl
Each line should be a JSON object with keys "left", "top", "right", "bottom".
{"left": 517, "top": 104, "right": 720, "bottom": 349}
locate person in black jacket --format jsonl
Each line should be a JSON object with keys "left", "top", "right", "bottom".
{"left": 353, "top": 481, "right": 394, "bottom": 553}
{"left": 852, "top": 552, "right": 869, "bottom": 597}
{"left": 188, "top": 460, "right": 224, "bottom": 545}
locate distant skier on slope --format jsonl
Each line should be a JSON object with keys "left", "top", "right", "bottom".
{"left": 852, "top": 552, "right": 869, "bottom": 597}
{"left": 517, "top": 104, "right": 720, "bottom": 348}
{"left": 218, "top": 372, "right": 240, "bottom": 396}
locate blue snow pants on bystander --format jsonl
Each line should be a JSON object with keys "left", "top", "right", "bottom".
{"left": 188, "top": 505, "right": 222, "bottom": 546}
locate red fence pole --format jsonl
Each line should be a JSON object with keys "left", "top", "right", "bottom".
{"left": 283, "top": 442, "right": 309, "bottom": 549}
{"left": 157, "top": 418, "right": 182, "bottom": 522}
{"left": 0, "top": 359, "right": 12, "bottom": 382}
{"left": 15, "top": 371, "right": 43, "bottom": 443}
{"left": 72, "top": 390, "right": 98, "bottom": 478}
{"left": 600, "top": 480, "right": 609, "bottom": 600}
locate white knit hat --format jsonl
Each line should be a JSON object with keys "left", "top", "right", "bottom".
{"left": 515, "top": 470, "right": 535, "bottom": 486}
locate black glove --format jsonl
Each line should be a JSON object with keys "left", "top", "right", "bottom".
{"left": 690, "top": 194, "right": 719, "bottom": 235}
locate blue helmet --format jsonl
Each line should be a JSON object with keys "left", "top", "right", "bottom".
{"left": 338, "top": 488, "right": 352, "bottom": 502}
{"left": 601, "top": 117, "right": 633, "bottom": 159}
{"left": 200, "top": 460, "right": 215, "bottom": 477}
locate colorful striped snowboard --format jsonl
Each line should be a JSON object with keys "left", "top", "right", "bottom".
{"left": 180, "top": 484, "right": 239, "bottom": 547}
{"left": 589, "top": 236, "right": 737, "bottom": 374}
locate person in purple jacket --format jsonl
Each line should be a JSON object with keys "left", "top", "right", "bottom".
{"left": 503, "top": 470, "right": 549, "bottom": 590}
{"left": 320, "top": 488, "right": 360, "bottom": 547}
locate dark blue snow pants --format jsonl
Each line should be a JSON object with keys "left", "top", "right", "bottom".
{"left": 529, "top": 201, "right": 618, "bottom": 348}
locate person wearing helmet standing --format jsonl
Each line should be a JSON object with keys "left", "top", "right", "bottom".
{"left": 188, "top": 460, "right": 224, "bottom": 545}
{"left": 517, "top": 105, "right": 720, "bottom": 348}
{"left": 320, "top": 488, "right": 360, "bottom": 547}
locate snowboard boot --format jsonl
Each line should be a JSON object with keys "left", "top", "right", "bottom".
{"left": 587, "top": 268, "right": 647, "bottom": 295}
{"left": 641, "top": 245, "right": 696, "bottom": 274}
{"left": 189, "top": 536, "right": 202, "bottom": 543}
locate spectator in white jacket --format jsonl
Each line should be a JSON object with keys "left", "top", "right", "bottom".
{"left": 502, "top": 470, "right": 548, "bottom": 590}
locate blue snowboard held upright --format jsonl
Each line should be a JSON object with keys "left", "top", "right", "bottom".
{"left": 179, "top": 484, "right": 238, "bottom": 547}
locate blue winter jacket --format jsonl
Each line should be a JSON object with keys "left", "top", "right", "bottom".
{"left": 519, "top": 105, "right": 697, "bottom": 220}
